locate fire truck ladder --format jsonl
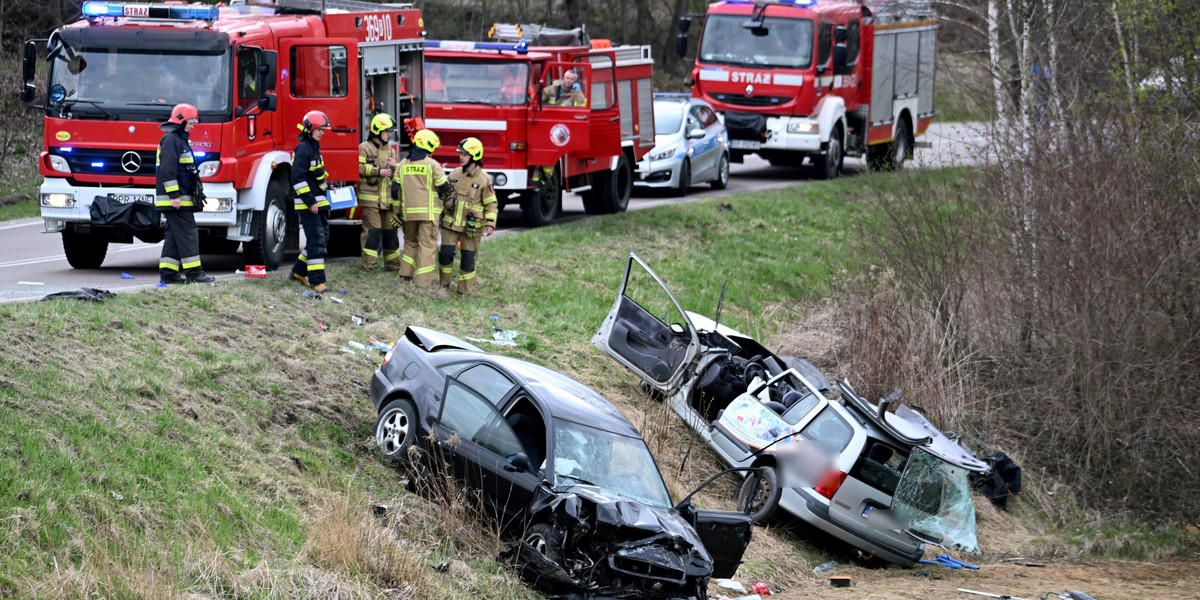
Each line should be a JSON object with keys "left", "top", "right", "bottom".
{"left": 239, "top": 0, "right": 413, "bottom": 12}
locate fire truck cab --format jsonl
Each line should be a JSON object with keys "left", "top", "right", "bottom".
{"left": 21, "top": 0, "right": 425, "bottom": 270}
{"left": 678, "top": 0, "right": 937, "bottom": 178}
{"left": 423, "top": 37, "right": 656, "bottom": 226}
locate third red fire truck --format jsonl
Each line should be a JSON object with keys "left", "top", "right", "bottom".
{"left": 422, "top": 30, "right": 656, "bottom": 226}
{"left": 676, "top": 0, "right": 937, "bottom": 178}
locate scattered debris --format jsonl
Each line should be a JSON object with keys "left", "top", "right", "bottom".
{"left": 351, "top": 314, "right": 370, "bottom": 326}
{"left": 371, "top": 503, "right": 389, "bottom": 518}
{"left": 431, "top": 560, "right": 450, "bottom": 572}
{"left": 328, "top": 296, "right": 344, "bottom": 304}
{"left": 41, "top": 288, "right": 117, "bottom": 302}
{"left": 830, "top": 576, "right": 852, "bottom": 588}
{"left": 813, "top": 560, "right": 838, "bottom": 574}
{"left": 730, "top": 595, "right": 761, "bottom": 600}
{"left": 717, "top": 202, "right": 733, "bottom": 211}
{"left": 716, "top": 579, "right": 747, "bottom": 594}
{"left": 347, "top": 341, "right": 367, "bottom": 351}
{"left": 244, "top": 265, "right": 266, "bottom": 278}
{"left": 752, "top": 581, "right": 771, "bottom": 596}
{"left": 368, "top": 337, "right": 393, "bottom": 353}
{"left": 914, "top": 570, "right": 931, "bottom": 577}
{"left": 317, "top": 322, "right": 329, "bottom": 331}
{"left": 17, "top": 281, "right": 44, "bottom": 285}
{"left": 958, "top": 588, "right": 1030, "bottom": 600}
{"left": 120, "top": 272, "right": 134, "bottom": 279}
{"left": 1011, "top": 561, "right": 1046, "bottom": 568}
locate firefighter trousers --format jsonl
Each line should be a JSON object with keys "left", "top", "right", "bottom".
{"left": 291, "top": 209, "right": 328, "bottom": 287}
{"left": 439, "top": 228, "right": 481, "bottom": 294}
{"left": 399, "top": 220, "right": 439, "bottom": 287}
{"left": 159, "top": 210, "right": 203, "bottom": 279}
{"left": 359, "top": 205, "right": 402, "bottom": 270}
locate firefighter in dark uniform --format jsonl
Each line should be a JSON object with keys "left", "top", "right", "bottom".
{"left": 290, "top": 110, "right": 333, "bottom": 293}
{"left": 439, "top": 137, "right": 497, "bottom": 294}
{"left": 358, "top": 113, "right": 402, "bottom": 270}
{"left": 155, "top": 103, "right": 215, "bottom": 284}
{"left": 394, "top": 129, "right": 453, "bottom": 287}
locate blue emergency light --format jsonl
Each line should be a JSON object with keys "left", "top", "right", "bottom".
{"left": 82, "top": 2, "right": 220, "bottom": 21}
{"left": 424, "top": 40, "right": 530, "bottom": 54}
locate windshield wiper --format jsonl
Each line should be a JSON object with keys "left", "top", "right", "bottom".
{"left": 448, "top": 98, "right": 496, "bottom": 106}
{"left": 557, "top": 473, "right": 599, "bottom": 487}
{"left": 61, "top": 99, "right": 119, "bottom": 120}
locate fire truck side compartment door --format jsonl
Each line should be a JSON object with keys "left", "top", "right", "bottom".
{"left": 528, "top": 61, "right": 590, "bottom": 167}
{"left": 280, "top": 38, "right": 360, "bottom": 181}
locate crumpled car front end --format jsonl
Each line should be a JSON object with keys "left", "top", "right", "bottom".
{"left": 512, "top": 485, "right": 713, "bottom": 599}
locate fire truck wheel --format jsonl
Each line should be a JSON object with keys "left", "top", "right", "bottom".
{"left": 597, "top": 156, "right": 632, "bottom": 214}
{"left": 672, "top": 159, "right": 691, "bottom": 197}
{"left": 710, "top": 153, "right": 730, "bottom": 190}
{"left": 244, "top": 179, "right": 288, "bottom": 270}
{"left": 891, "top": 118, "right": 910, "bottom": 170}
{"left": 521, "top": 169, "right": 560, "bottom": 227}
{"left": 814, "top": 131, "right": 843, "bottom": 180}
{"left": 581, "top": 190, "right": 604, "bottom": 215}
{"left": 62, "top": 230, "right": 108, "bottom": 269}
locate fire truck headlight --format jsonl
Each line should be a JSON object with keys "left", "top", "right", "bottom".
{"left": 492, "top": 173, "right": 508, "bottom": 186}
{"left": 197, "top": 161, "right": 220, "bottom": 178}
{"left": 788, "top": 121, "right": 818, "bottom": 134}
{"left": 201, "top": 196, "right": 234, "bottom": 213}
{"left": 41, "top": 192, "right": 76, "bottom": 208}
{"left": 49, "top": 155, "right": 72, "bottom": 174}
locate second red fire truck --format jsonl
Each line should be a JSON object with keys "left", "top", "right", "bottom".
{"left": 676, "top": 0, "right": 937, "bottom": 178}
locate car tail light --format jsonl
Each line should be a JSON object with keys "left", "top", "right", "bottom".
{"left": 814, "top": 469, "right": 847, "bottom": 499}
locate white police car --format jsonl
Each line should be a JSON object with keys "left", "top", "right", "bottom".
{"left": 635, "top": 94, "right": 730, "bottom": 196}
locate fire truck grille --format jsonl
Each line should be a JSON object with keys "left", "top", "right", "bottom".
{"left": 713, "top": 94, "right": 791, "bottom": 107}
{"left": 55, "top": 148, "right": 159, "bottom": 177}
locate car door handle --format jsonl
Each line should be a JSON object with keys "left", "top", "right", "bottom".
{"left": 332, "top": 127, "right": 356, "bottom": 133}
{"left": 503, "top": 464, "right": 525, "bottom": 472}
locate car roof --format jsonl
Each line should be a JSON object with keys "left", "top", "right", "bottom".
{"left": 488, "top": 354, "right": 642, "bottom": 438}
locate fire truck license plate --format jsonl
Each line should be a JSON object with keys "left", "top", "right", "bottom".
{"left": 108, "top": 193, "right": 154, "bottom": 205}
{"left": 730, "top": 140, "right": 760, "bottom": 150}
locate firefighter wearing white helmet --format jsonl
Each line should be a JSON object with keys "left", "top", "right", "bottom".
{"left": 393, "top": 128, "right": 453, "bottom": 287}
{"left": 439, "top": 137, "right": 497, "bottom": 294}
{"left": 357, "top": 113, "right": 402, "bottom": 270}
{"left": 155, "top": 103, "right": 214, "bottom": 284}
{"left": 289, "top": 110, "right": 333, "bottom": 293}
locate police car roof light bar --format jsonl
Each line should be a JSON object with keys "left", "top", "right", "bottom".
{"left": 424, "top": 39, "right": 530, "bottom": 54}
{"left": 82, "top": 2, "right": 221, "bottom": 21}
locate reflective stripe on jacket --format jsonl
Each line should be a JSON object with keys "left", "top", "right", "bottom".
{"left": 357, "top": 138, "right": 394, "bottom": 207}
{"left": 155, "top": 129, "right": 199, "bottom": 210}
{"left": 292, "top": 137, "right": 330, "bottom": 210}
{"left": 443, "top": 166, "right": 497, "bottom": 233}
{"left": 395, "top": 156, "right": 447, "bottom": 222}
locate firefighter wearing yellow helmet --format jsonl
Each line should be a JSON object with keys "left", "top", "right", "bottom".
{"left": 439, "top": 137, "right": 497, "bottom": 294}
{"left": 357, "top": 113, "right": 402, "bottom": 270}
{"left": 393, "top": 128, "right": 453, "bottom": 286}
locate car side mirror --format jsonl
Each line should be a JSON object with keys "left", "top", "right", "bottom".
{"left": 675, "top": 34, "right": 688, "bottom": 60}
{"left": 686, "top": 128, "right": 705, "bottom": 140}
{"left": 508, "top": 452, "right": 533, "bottom": 472}
{"left": 258, "top": 50, "right": 278, "bottom": 91}
{"left": 678, "top": 17, "right": 692, "bottom": 34}
{"left": 22, "top": 41, "right": 38, "bottom": 83}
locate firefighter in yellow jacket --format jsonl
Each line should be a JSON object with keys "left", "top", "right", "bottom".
{"left": 357, "top": 113, "right": 402, "bottom": 270}
{"left": 439, "top": 137, "right": 498, "bottom": 294}
{"left": 394, "top": 129, "right": 453, "bottom": 286}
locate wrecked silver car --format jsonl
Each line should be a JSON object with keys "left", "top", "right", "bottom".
{"left": 593, "top": 253, "right": 991, "bottom": 566}
{"left": 370, "top": 326, "right": 753, "bottom": 598}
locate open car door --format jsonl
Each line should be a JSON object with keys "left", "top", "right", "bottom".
{"left": 592, "top": 252, "right": 699, "bottom": 395}
{"left": 675, "top": 467, "right": 757, "bottom": 578}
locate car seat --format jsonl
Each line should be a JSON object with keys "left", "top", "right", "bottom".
{"left": 506, "top": 413, "right": 544, "bottom": 471}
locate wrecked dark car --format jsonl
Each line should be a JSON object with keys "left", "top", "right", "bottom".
{"left": 370, "top": 326, "right": 754, "bottom": 598}
{"left": 593, "top": 253, "right": 992, "bottom": 567}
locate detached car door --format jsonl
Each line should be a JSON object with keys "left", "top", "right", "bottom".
{"left": 592, "top": 251, "right": 699, "bottom": 395}
{"left": 687, "top": 507, "right": 753, "bottom": 578}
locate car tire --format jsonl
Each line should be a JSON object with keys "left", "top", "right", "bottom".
{"left": 737, "top": 465, "right": 782, "bottom": 524}
{"left": 523, "top": 523, "right": 564, "bottom": 564}
{"left": 672, "top": 159, "right": 691, "bottom": 197}
{"left": 375, "top": 399, "right": 418, "bottom": 466}
{"left": 710, "top": 153, "right": 730, "bottom": 190}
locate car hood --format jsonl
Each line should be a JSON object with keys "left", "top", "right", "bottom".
{"left": 554, "top": 484, "right": 709, "bottom": 555}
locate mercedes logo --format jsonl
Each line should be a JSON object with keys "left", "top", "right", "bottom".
{"left": 745, "top": 84, "right": 755, "bottom": 97}
{"left": 121, "top": 151, "right": 142, "bottom": 173}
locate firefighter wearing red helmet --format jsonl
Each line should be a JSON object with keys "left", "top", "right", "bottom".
{"left": 357, "top": 113, "right": 402, "bottom": 271}
{"left": 155, "top": 103, "right": 214, "bottom": 284}
{"left": 439, "top": 137, "right": 497, "bottom": 294}
{"left": 289, "top": 110, "right": 333, "bottom": 293}
{"left": 393, "top": 128, "right": 454, "bottom": 287}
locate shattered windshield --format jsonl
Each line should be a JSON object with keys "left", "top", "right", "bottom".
{"left": 891, "top": 449, "right": 980, "bottom": 553}
{"left": 552, "top": 420, "right": 673, "bottom": 508}
{"left": 48, "top": 47, "right": 231, "bottom": 119}
{"left": 426, "top": 59, "right": 530, "bottom": 105}
{"left": 699, "top": 15, "right": 814, "bottom": 69}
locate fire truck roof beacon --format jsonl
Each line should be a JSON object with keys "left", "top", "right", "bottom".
{"left": 82, "top": 2, "right": 221, "bottom": 21}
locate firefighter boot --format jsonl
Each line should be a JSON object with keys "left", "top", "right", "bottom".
{"left": 160, "top": 272, "right": 186, "bottom": 285}
{"left": 292, "top": 273, "right": 309, "bottom": 286}
{"left": 185, "top": 269, "right": 216, "bottom": 284}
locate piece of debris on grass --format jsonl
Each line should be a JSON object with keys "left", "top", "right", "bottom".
{"left": 41, "top": 287, "right": 117, "bottom": 302}
{"left": 431, "top": 560, "right": 449, "bottom": 572}
{"left": 715, "top": 579, "right": 747, "bottom": 594}
{"left": 351, "top": 314, "right": 371, "bottom": 326}
{"left": 371, "top": 503, "right": 389, "bottom": 518}
{"left": 829, "top": 576, "right": 852, "bottom": 588}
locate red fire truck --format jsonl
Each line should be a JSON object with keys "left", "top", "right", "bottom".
{"left": 20, "top": 0, "right": 426, "bottom": 270}
{"left": 422, "top": 35, "right": 656, "bottom": 226}
{"left": 676, "top": 0, "right": 937, "bottom": 178}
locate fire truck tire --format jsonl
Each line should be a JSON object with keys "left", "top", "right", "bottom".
{"left": 710, "top": 153, "right": 730, "bottom": 190}
{"left": 62, "top": 230, "right": 108, "bottom": 269}
{"left": 521, "top": 168, "right": 560, "bottom": 227}
{"left": 868, "top": 118, "right": 909, "bottom": 172}
{"left": 672, "top": 159, "right": 691, "bottom": 197}
{"left": 597, "top": 156, "right": 632, "bottom": 214}
{"left": 581, "top": 190, "right": 604, "bottom": 215}
{"left": 813, "top": 129, "right": 843, "bottom": 180}
{"left": 243, "top": 179, "right": 288, "bottom": 270}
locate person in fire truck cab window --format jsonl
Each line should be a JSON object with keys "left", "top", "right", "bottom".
{"left": 358, "top": 113, "right": 403, "bottom": 272}
{"left": 290, "top": 110, "right": 333, "bottom": 294}
{"left": 394, "top": 129, "right": 454, "bottom": 287}
{"left": 439, "top": 137, "right": 497, "bottom": 294}
{"left": 541, "top": 68, "right": 587, "bottom": 108}
{"left": 155, "top": 103, "right": 215, "bottom": 285}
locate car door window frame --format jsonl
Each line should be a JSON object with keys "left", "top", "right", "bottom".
{"left": 437, "top": 378, "right": 526, "bottom": 460}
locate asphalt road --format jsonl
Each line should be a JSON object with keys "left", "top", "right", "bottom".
{"left": 0, "top": 122, "right": 985, "bottom": 303}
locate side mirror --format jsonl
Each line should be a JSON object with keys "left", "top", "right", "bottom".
{"left": 686, "top": 128, "right": 705, "bottom": 139}
{"left": 678, "top": 17, "right": 691, "bottom": 34}
{"left": 675, "top": 34, "right": 688, "bottom": 60}
{"left": 258, "top": 92, "right": 277, "bottom": 112}
{"left": 258, "top": 50, "right": 278, "bottom": 91}
{"left": 19, "top": 84, "right": 36, "bottom": 105}
{"left": 508, "top": 452, "right": 533, "bottom": 472}
{"left": 22, "top": 41, "right": 38, "bottom": 83}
